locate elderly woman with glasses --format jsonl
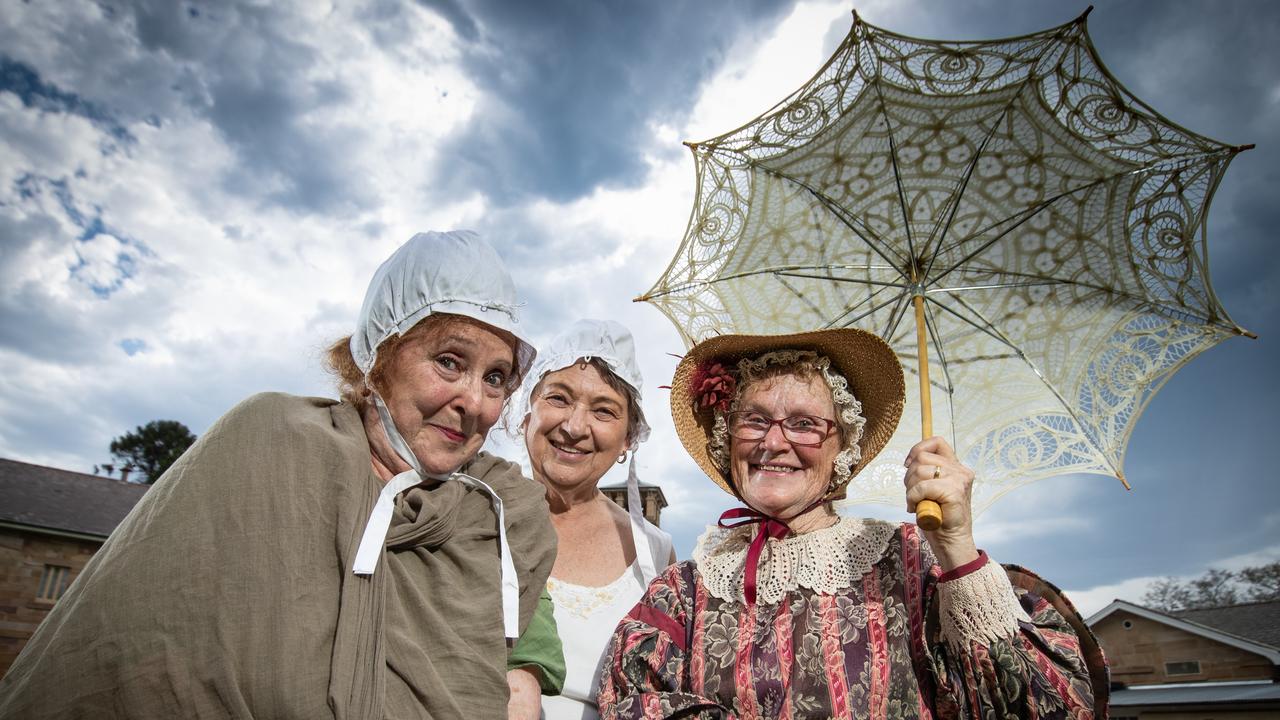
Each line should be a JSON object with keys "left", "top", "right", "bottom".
{"left": 596, "top": 329, "right": 1106, "bottom": 720}
{"left": 0, "top": 231, "right": 558, "bottom": 719}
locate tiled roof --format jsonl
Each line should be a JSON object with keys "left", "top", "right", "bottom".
{"left": 1175, "top": 600, "right": 1280, "bottom": 650}
{"left": 1111, "top": 680, "right": 1280, "bottom": 707}
{"left": 0, "top": 457, "right": 148, "bottom": 538}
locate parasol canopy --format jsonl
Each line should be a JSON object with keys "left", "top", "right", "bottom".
{"left": 639, "top": 8, "right": 1255, "bottom": 514}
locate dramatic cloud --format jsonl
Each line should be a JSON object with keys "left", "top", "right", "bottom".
{"left": 1, "top": 0, "right": 1276, "bottom": 597}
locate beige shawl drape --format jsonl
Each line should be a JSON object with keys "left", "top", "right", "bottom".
{"left": 0, "top": 392, "right": 556, "bottom": 719}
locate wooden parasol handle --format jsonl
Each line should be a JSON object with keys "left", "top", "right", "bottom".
{"left": 913, "top": 295, "right": 943, "bottom": 531}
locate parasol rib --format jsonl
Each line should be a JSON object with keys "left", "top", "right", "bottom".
{"left": 752, "top": 162, "right": 910, "bottom": 270}
{"left": 831, "top": 291, "right": 907, "bottom": 330}
{"left": 773, "top": 270, "right": 907, "bottom": 290}
{"left": 882, "top": 290, "right": 913, "bottom": 341}
{"left": 946, "top": 292, "right": 1128, "bottom": 484}
{"left": 937, "top": 267, "right": 1241, "bottom": 335}
{"left": 865, "top": 35, "right": 919, "bottom": 264}
{"left": 640, "top": 263, "right": 897, "bottom": 300}
{"left": 921, "top": 298, "right": 961, "bottom": 449}
{"left": 922, "top": 22, "right": 1074, "bottom": 281}
{"left": 932, "top": 149, "right": 1239, "bottom": 287}
{"left": 775, "top": 273, "right": 834, "bottom": 324}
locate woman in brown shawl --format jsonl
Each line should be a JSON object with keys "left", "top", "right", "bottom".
{"left": 0, "top": 230, "right": 558, "bottom": 719}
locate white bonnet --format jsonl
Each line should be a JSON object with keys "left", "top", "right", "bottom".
{"left": 517, "top": 318, "right": 650, "bottom": 443}
{"left": 351, "top": 230, "right": 536, "bottom": 377}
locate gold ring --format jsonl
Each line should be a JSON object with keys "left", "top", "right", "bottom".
{"left": 932, "top": 465, "right": 942, "bottom": 479}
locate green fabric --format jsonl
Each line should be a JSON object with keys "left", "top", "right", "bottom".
{"left": 0, "top": 393, "right": 557, "bottom": 719}
{"left": 508, "top": 588, "right": 567, "bottom": 695}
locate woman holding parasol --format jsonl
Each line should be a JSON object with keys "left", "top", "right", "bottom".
{"left": 597, "top": 328, "right": 1106, "bottom": 719}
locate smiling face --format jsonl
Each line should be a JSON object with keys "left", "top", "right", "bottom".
{"left": 524, "top": 362, "right": 632, "bottom": 494}
{"left": 729, "top": 371, "right": 841, "bottom": 518}
{"left": 375, "top": 315, "right": 516, "bottom": 477}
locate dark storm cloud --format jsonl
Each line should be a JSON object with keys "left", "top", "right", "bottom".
{"left": 125, "top": 1, "right": 370, "bottom": 212}
{"left": 422, "top": 0, "right": 794, "bottom": 204}
{"left": 0, "top": 57, "right": 135, "bottom": 145}
{"left": 1, "top": 1, "right": 371, "bottom": 214}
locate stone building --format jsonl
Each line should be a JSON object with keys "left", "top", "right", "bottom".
{"left": 0, "top": 458, "right": 148, "bottom": 676}
{"left": 1088, "top": 598, "right": 1280, "bottom": 718}
{"left": 598, "top": 480, "right": 668, "bottom": 527}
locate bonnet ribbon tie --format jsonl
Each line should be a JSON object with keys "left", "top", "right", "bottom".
{"left": 717, "top": 508, "right": 792, "bottom": 605}
{"left": 353, "top": 394, "right": 521, "bottom": 639}
{"left": 626, "top": 452, "right": 659, "bottom": 583}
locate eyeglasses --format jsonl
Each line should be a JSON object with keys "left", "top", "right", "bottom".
{"left": 726, "top": 411, "right": 837, "bottom": 447}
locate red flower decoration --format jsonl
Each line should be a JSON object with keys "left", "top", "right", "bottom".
{"left": 691, "top": 360, "right": 737, "bottom": 413}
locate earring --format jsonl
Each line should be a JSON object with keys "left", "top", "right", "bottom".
{"left": 617, "top": 452, "right": 628, "bottom": 465}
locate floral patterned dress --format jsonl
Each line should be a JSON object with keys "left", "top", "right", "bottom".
{"left": 597, "top": 518, "right": 1105, "bottom": 719}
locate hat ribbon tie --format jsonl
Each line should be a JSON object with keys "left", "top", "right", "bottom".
{"left": 717, "top": 508, "right": 792, "bottom": 605}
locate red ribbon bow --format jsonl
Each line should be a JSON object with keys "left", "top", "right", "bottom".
{"left": 718, "top": 508, "right": 793, "bottom": 605}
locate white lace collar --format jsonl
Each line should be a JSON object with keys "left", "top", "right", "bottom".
{"left": 692, "top": 516, "right": 898, "bottom": 605}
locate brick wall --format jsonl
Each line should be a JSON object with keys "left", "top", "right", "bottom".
{"left": 0, "top": 527, "right": 102, "bottom": 676}
{"left": 1093, "top": 609, "right": 1275, "bottom": 686}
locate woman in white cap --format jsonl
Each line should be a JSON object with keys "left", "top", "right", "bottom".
{"left": 0, "top": 230, "right": 558, "bottom": 719}
{"left": 596, "top": 328, "right": 1106, "bottom": 719}
{"left": 506, "top": 319, "right": 675, "bottom": 720}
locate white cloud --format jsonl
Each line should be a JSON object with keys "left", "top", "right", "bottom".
{"left": 1066, "top": 544, "right": 1280, "bottom": 618}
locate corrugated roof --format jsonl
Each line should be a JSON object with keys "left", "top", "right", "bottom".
{"left": 1175, "top": 601, "right": 1280, "bottom": 650}
{"left": 0, "top": 457, "right": 148, "bottom": 538}
{"left": 1111, "top": 680, "right": 1280, "bottom": 707}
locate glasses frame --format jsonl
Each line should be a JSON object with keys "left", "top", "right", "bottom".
{"left": 726, "top": 411, "right": 838, "bottom": 448}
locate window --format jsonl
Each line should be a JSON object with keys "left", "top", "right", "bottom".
{"left": 1165, "top": 660, "right": 1201, "bottom": 676}
{"left": 36, "top": 564, "right": 71, "bottom": 602}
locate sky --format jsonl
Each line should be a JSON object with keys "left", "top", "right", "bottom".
{"left": 1, "top": 0, "right": 1277, "bottom": 617}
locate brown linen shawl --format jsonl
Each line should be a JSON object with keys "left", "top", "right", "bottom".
{"left": 0, "top": 392, "right": 556, "bottom": 719}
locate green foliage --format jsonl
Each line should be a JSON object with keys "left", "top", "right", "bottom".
{"left": 1142, "top": 561, "right": 1280, "bottom": 611}
{"left": 107, "top": 420, "right": 197, "bottom": 484}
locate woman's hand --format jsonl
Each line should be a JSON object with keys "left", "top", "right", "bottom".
{"left": 904, "top": 435, "right": 979, "bottom": 571}
{"left": 506, "top": 667, "right": 542, "bottom": 720}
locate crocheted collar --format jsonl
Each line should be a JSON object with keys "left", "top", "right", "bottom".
{"left": 692, "top": 516, "right": 898, "bottom": 605}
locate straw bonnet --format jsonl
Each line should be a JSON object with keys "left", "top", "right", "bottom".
{"left": 671, "top": 328, "right": 906, "bottom": 497}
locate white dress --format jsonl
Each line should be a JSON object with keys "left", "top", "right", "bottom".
{"left": 542, "top": 519, "right": 672, "bottom": 720}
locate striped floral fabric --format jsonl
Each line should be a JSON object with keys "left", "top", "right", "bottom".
{"left": 597, "top": 523, "right": 1102, "bottom": 719}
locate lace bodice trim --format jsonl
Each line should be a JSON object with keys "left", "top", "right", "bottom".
{"left": 547, "top": 560, "right": 643, "bottom": 620}
{"left": 692, "top": 516, "right": 897, "bottom": 605}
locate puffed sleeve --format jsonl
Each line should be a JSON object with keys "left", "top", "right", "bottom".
{"left": 597, "top": 563, "right": 736, "bottom": 720}
{"left": 913, "top": 532, "right": 1107, "bottom": 719}
{"left": 507, "top": 588, "right": 567, "bottom": 695}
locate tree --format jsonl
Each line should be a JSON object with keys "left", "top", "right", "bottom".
{"left": 108, "top": 420, "right": 197, "bottom": 484}
{"left": 1142, "top": 561, "right": 1280, "bottom": 611}
{"left": 1238, "top": 562, "right": 1280, "bottom": 602}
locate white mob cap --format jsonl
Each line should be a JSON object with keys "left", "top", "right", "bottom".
{"left": 351, "top": 229, "right": 536, "bottom": 378}
{"left": 518, "top": 318, "right": 650, "bottom": 443}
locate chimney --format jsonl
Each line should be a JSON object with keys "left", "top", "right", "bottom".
{"left": 120, "top": 467, "right": 131, "bottom": 483}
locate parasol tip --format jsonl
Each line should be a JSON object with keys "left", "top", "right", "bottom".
{"left": 1081, "top": 5, "right": 1094, "bottom": 20}
{"left": 1236, "top": 143, "right": 1257, "bottom": 152}
{"left": 633, "top": 294, "right": 649, "bottom": 303}
{"left": 1116, "top": 470, "right": 1131, "bottom": 491}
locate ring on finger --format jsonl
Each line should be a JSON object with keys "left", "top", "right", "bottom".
{"left": 932, "top": 465, "right": 942, "bottom": 479}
